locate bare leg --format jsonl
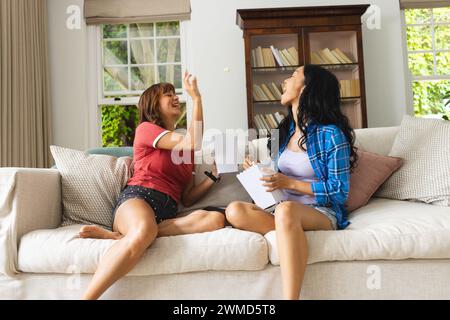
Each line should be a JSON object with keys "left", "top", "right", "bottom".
{"left": 225, "top": 201, "right": 274, "bottom": 235}
{"left": 79, "top": 225, "right": 123, "bottom": 240}
{"left": 157, "top": 210, "right": 225, "bottom": 237}
{"left": 81, "top": 199, "right": 158, "bottom": 300}
{"left": 274, "top": 201, "right": 333, "bottom": 300}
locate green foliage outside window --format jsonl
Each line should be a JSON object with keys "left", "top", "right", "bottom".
{"left": 102, "top": 105, "right": 139, "bottom": 147}
{"left": 101, "top": 104, "right": 187, "bottom": 147}
{"left": 405, "top": 7, "right": 450, "bottom": 119}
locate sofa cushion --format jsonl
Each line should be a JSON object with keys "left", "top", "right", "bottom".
{"left": 265, "top": 198, "right": 450, "bottom": 265}
{"left": 376, "top": 115, "right": 450, "bottom": 206}
{"left": 18, "top": 226, "right": 268, "bottom": 275}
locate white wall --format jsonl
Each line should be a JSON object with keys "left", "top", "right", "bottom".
{"left": 48, "top": 0, "right": 90, "bottom": 150}
{"left": 47, "top": 0, "right": 409, "bottom": 149}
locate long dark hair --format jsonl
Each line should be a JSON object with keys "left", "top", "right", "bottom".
{"left": 268, "top": 64, "right": 358, "bottom": 171}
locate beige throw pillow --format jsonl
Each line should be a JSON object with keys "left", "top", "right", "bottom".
{"left": 50, "top": 145, "right": 132, "bottom": 230}
{"left": 375, "top": 115, "right": 450, "bottom": 205}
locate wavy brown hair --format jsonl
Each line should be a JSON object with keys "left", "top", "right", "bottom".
{"left": 138, "top": 83, "right": 176, "bottom": 128}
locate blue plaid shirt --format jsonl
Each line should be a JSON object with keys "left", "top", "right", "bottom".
{"left": 276, "top": 120, "right": 351, "bottom": 230}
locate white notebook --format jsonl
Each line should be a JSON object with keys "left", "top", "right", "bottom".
{"left": 236, "top": 164, "right": 286, "bottom": 210}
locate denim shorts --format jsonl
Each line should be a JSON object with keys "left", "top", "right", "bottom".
{"left": 112, "top": 185, "right": 178, "bottom": 224}
{"left": 265, "top": 202, "right": 338, "bottom": 230}
{"left": 306, "top": 204, "right": 338, "bottom": 230}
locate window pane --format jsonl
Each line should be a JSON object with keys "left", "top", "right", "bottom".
{"left": 156, "top": 22, "right": 180, "bottom": 36}
{"left": 130, "top": 23, "right": 154, "bottom": 38}
{"left": 131, "top": 66, "right": 155, "bottom": 90}
{"left": 413, "top": 80, "right": 450, "bottom": 116}
{"left": 156, "top": 38, "right": 181, "bottom": 63}
{"left": 157, "top": 65, "right": 182, "bottom": 88}
{"left": 104, "top": 40, "right": 128, "bottom": 65}
{"left": 130, "top": 39, "right": 154, "bottom": 64}
{"left": 435, "top": 25, "right": 450, "bottom": 50}
{"left": 405, "top": 9, "right": 431, "bottom": 25}
{"left": 103, "top": 24, "right": 127, "bottom": 38}
{"left": 103, "top": 67, "right": 129, "bottom": 91}
{"left": 433, "top": 7, "right": 450, "bottom": 23}
{"left": 406, "top": 26, "right": 432, "bottom": 51}
{"left": 408, "top": 53, "right": 434, "bottom": 76}
{"left": 436, "top": 52, "right": 450, "bottom": 75}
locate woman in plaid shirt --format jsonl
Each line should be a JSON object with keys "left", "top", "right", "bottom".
{"left": 226, "top": 65, "right": 358, "bottom": 300}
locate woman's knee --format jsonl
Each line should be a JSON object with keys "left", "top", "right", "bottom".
{"left": 191, "top": 210, "right": 225, "bottom": 231}
{"left": 125, "top": 220, "right": 158, "bottom": 257}
{"left": 225, "top": 201, "right": 246, "bottom": 225}
{"left": 207, "top": 211, "right": 225, "bottom": 230}
{"left": 274, "top": 202, "right": 302, "bottom": 230}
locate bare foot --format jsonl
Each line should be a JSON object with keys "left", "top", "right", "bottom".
{"left": 78, "top": 225, "right": 123, "bottom": 240}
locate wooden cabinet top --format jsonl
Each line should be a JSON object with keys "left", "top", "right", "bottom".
{"left": 236, "top": 4, "right": 370, "bottom": 29}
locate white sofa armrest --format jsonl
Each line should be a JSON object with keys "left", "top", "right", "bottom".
{"left": 0, "top": 168, "right": 61, "bottom": 276}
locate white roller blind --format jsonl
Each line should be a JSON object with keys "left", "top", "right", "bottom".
{"left": 84, "top": 0, "right": 191, "bottom": 25}
{"left": 400, "top": 0, "right": 450, "bottom": 9}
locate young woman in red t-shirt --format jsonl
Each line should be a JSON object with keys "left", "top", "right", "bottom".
{"left": 78, "top": 72, "right": 225, "bottom": 300}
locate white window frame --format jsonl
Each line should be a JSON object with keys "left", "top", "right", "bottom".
{"left": 403, "top": 8, "right": 450, "bottom": 81}
{"left": 96, "top": 21, "right": 189, "bottom": 106}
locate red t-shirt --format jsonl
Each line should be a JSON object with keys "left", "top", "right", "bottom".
{"left": 127, "top": 122, "right": 194, "bottom": 204}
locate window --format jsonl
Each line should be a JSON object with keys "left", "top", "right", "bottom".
{"left": 98, "top": 21, "right": 187, "bottom": 147}
{"left": 404, "top": 7, "right": 450, "bottom": 117}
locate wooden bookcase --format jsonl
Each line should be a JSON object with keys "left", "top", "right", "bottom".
{"left": 236, "top": 5, "right": 370, "bottom": 132}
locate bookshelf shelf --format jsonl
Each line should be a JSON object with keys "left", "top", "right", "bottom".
{"left": 251, "top": 66, "right": 301, "bottom": 73}
{"left": 253, "top": 100, "right": 282, "bottom": 104}
{"left": 237, "top": 5, "right": 369, "bottom": 130}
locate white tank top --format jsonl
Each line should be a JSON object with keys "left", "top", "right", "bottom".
{"left": 277, "top": 148, "right": 318, "bottom": 204}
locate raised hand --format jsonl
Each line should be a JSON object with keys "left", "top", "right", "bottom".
{"left": 183, "top": 71, "right": 201, "bottom": 99}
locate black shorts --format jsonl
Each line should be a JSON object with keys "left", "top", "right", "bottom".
{"left": 112, "top": 185, "right": 178, "bottom": 224}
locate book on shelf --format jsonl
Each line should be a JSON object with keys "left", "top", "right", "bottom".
{"left": 322, "top": 48, "right": 341, "bottom": 64}
{"left": 270, "top": 45, "right": 284, "bottom": 67}
{"left": 287, "top": 47, "right": 299, "bottom": 65}
{"left": 255, "top": 46, "right": 264, "bottom": 67}
{"left": 252, "top": 46, "right": 298, "bottom": 67}
{"left": 339, "top": 79, "right": 360, "bottom": 98}
{"left": 260, "top": 84, "right": 276, "bottom": 100}
{"left": 334, "top": 48, "right": 353, "bottom": 63}
{"left": 253, "top": 112, "right": 286, "bottom": 131}
{"left": 251, "top": 50, "right": 257, "bottom": 67}
{"left": 262, "top": 48, "right": 276, "bottom": 67}
{"left": 311, "top": 48, "right": 354, "bottom": 65}
{"left": 253, "top": 83, "right": 283, "bottom": 101}
{"left": 264, "top": 114, "right": 276, "bottom": 129}
{"left": 268, "top": 83, "right": 282, "bottom": 100}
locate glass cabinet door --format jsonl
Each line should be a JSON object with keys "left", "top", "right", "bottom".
{"left": 304, "top": 28, "right": 365, "bottom": 129}
{"left": 249, "top": 31, "right": 301, "bottom": 133}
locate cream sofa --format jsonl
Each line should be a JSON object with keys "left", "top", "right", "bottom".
{"left": 1, "top": 126, "right": 450, "bottom": 300}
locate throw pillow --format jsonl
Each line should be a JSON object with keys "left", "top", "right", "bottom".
{"left": 375, "top": 115, "right": 450, "bottom": 205}
{"left": 346, "top": 150, "right": 403, "bottom": 212}
{"left": 50, "top": 145, "right": 132, "bottom": 230}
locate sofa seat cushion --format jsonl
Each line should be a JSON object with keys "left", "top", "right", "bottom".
{"left": 18, "top": 226, "right": 268, "bottom": 275}
{"left": 266, "top": 198, "right": 450, "bottom": 265}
